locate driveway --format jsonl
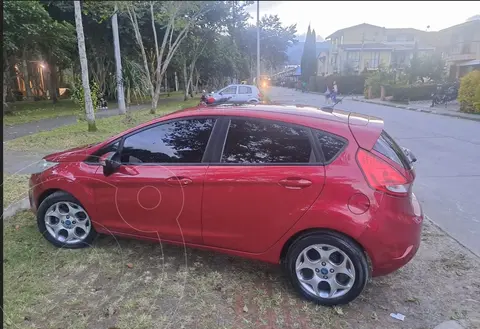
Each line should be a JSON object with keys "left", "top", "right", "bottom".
{"left": 268, "top": 87, "right": 480, "bottom": 257}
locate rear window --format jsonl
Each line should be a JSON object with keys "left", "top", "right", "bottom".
{"left": 314, "top": 131, "right": 347, "bottom": 163}
{"left": 373, "top": 130, "right": 411, "bottom": 169}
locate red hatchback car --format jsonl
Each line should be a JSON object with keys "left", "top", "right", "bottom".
{"left": 29, "top": 104, "right": 423, "bottom": 305}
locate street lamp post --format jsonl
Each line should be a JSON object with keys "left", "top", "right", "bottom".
{"left": 256, "top": 1, "right": 260, "bottom": 87}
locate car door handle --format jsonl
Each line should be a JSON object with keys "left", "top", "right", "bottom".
{"left": 278, "top": 178, "right": 312, "bottom": 189}
{"left": 166, "top": 176, "right": 193, "bottom": 186}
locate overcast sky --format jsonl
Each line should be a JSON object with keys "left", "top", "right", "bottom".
{"left": 246, "top": 1, "right": 480, "bottom": 40}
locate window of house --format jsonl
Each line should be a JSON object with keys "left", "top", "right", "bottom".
{"left": 238, "top": 86, "right": 252, "bottom": 94}
{"left": 221, "top": 119, "right": 312, "bottom": 164}
{"left": 120, "top": 119, "right": 215, "bottom": 164}
{"left": 221, "top": 86, "right": 237, "bottom": 95}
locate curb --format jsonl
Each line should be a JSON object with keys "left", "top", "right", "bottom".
{"left": 3, "top": 197, "right": 30, "bottom": 220}
{"left": 352, "top": 98, "right": 480, "bottom": 122}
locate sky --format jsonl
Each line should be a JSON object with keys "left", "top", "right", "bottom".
{"left": 246, "top": 1, "right": 480, "bottom": 41}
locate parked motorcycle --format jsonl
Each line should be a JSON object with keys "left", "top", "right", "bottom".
{"left": 431, "top": 83, "right": 458, "bottom": 107}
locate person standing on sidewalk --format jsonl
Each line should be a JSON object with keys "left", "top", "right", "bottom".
{"left": 331, "top": 81, "right": 338, "bottom": 104}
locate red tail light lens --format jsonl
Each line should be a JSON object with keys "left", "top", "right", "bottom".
{"left": 258, "top": 93, "right": 263, "bottom": 99}
{"left": 356, "top": 149, "right": 410, "bottom": 196}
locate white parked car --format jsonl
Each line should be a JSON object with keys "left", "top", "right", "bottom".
{"left": 210, "top": 84, "right": 262, "bottom": 103}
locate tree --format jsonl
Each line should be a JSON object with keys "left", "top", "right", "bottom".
{"left": 122, "top": 1, "right": 211, "bottom": 113}
{"left": 300, "top": 25, "right": 312, "bottom": 82}
{"left": 309, "top": 29, "right": 318, "bottom": 77}
{"left": 74, "top": 0, "right": 96, "bottom": 131}
{"left": 112, "top": 3, "right": 126, "bottom": 114}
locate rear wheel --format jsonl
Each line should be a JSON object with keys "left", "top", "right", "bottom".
{"left": 285, "top": 232, "right": 369, "bottom": 305}
{"left": 37, "top": 191, "right": 96, "bottom": 248}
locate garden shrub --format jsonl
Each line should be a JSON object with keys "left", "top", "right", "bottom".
{"left": 458, "top": 70, "right": 480, "bottom": 113}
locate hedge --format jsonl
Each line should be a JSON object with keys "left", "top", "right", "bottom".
{"left": 458, "top": 70, "right": 480, "bottom": 113}
{"left": 308, "top": 75, "right": 366, "bottom": 95}
{"left": 390, "top": 84, "right": 437, "bottom": 102}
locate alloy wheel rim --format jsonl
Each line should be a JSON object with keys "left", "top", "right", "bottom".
{"left": 44, "top": 201, "right": 91, "bottom": 244}
{"left": 295, "top": 244, "right": 356, "bottom": 299}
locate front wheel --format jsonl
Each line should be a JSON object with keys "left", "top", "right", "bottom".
{"left": 37, "top": 191, "right": 97, "bottom": 248}
{"left": 285, "top": 232, "right": 369, "bottom": 305}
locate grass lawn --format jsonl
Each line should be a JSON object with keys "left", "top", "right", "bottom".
{"left": 3, "top": 210, "right": 479, "bottom": 329}
{"left": 3, "top": 91, "right": 185, "bottom": 126}
{"left": 4, "top": 98, "right": 199, "bottom": 152}
{"left": 2, "top": 173, "right": 29, "bottom": 209}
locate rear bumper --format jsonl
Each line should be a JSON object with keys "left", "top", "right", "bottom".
{"left": 359, "top": 193, "right": 424, "bottom": 277}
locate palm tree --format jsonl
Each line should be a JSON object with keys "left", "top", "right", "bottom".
{"left": 74, "top": 0, "right": 97, "bottom": 131}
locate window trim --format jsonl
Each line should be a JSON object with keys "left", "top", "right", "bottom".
{"left": 114, "top": 116, "right": 221, "bottom": 166}
{"left": 210, "top": 116, "right": 323, "bottom": 166}
{"left": 84, "top": 138, "right": 122, "bottom": 165}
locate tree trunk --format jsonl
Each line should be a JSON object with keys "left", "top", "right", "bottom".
{"left": 74, "top": 1, "right": 97, "bottom": 131}
{"left": 164, "top": 74, "right": 169, "bottom": 97}
{"left": 195, "top": 69, "right": 199, "bottom": 95}
{"left": 49, "top": 63, "right": 58, "bottom": 104}
{"left": 3, "top": 70, "right": 11, "bottom": 114}
{"left": 183, "top": 60, "right": 189, "bottom": 101}
{"left": 174, "top": 71, "right": 179, "bottom": 91}
{"left": 22, "top": 48, "right": 33, "bottom": 100}
{"left": 112, "top": 5, "right": 126, "bottom": 114}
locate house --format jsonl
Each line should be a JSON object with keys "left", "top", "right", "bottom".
{"left": 436, "top": 19, "right": 480, "bottom": 79}
{"left": 323, "top": 23, "right": 435, "bottom": 75}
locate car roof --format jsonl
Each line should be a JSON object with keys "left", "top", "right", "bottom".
{"left": 168, "top": 103, "right": 352, "bottom": 124}
{"left": 223, "top": 84, "right": 258, "bottom": 88}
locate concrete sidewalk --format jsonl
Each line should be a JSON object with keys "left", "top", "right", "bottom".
{"left": 350, "top": 96, "right": 480, "bottom": 122}
{"left": 3, "top": 96, "right": 184, "bottom": 141}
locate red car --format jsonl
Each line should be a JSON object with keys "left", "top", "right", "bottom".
{"left": 29, "top": 104, "right": 423, "bottom": 305}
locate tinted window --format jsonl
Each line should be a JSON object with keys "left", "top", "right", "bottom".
{"left": 373, "top": 130, "right": 411, "bottom": 169}
{"left": 120, "top": 119, "right": 215, "bottom": 164}
{"left": 315, "top": 131, "right": 346, "bottom": 162}
{"left": 238, "top": 86, "right": 252, "bottom": 94}
{"left": 87, "top": 141, "right": 120, "bottom": 163}
{"left": 221, "top": 86, "right": 237, "bottom": 95}
{"left": 221, "top": 119, "right": 312, "bottom": 164}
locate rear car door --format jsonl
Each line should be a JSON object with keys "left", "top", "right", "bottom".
{"left": 202, "top": 117, "right": 326, "bottom": 253}
{"left": 237, "top": 85, "right": 253, "bottom": 102}
{"left": 92, "top": 117, "right": 216, "bottom": 243}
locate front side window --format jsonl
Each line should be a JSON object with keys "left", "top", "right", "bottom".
{"left": 221, "top": 119, "right": 312, "bottom": 164}
{"left": 87, "top": 141, "right": 120, "bottom": 163}
{"left": 120, "top": 119, "right": 215, "bottom": 164}
{"left": 221, "top": 86, "right": 237, "bottom": 95}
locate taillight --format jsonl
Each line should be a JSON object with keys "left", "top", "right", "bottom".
{"left": 356, "top": 149, "right": 411, "bottom": 196}
{"left": 258, "top": 93, "right": 263, "bottom": 99}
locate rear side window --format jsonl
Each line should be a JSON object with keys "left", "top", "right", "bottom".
{"left": 373, "top": 130, "right": 411, "bottom": 169}
{"left": 314, "top": 131, "right": 346, "bottom": 163}
{"left": 221, "top": 119, "right": 312, "bottom": 164}
{"left": 238, "top": 86, "right": 252, "bottom": 94}
{"left": 221, "top": 86, "right": 237, "bottom": 95}
{"left": 120, "top": 119, "right": 215, "bottom": 164}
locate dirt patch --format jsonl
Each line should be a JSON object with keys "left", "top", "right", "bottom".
{"left": 3, "top": 211, "right": 480, "bottom": 329}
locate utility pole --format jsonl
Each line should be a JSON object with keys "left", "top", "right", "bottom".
{"left": 256, "top": 1, "right": 260, "bottom": 86}
{"left": 112, "top": 4, "right": 126, "bottom": 113}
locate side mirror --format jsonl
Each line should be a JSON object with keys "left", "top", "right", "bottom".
{"left": 100, "top": 151, "right": 121, "bottom": 176}
{"left": 401, "top": 147, "right": 417, "bottom": 164}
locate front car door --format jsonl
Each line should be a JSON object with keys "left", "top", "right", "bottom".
{"left": 218, "top": 85, "right": 238, "bottom": 101}
{"left": 202, "top": 117, "right": 326, "bottom": 253}
{"left": 92, "top": 117, "right": 217, "bottom": 243}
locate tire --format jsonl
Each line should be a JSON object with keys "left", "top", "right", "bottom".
{"left": 285, "top": 231, "right": 369, "bottom": 306}
{"left": 248, "top": 99, "right": 259, "bottom": 104}
{"left": 37, "top": 191, "right": 97, "bottom": 249}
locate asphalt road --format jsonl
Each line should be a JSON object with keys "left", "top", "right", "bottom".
{"left": 268, "top": 87, "right": 480, "bottom": 257}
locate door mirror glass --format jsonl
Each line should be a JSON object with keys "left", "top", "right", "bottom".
{"left": 100, "top": 151, "right": 121, "bottom": 176}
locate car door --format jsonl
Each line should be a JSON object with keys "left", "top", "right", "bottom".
{"left": 238, "top": 85, "right": 253, "bottom": 102}
{"left": 202, "top": 117, "right": 326, "bottom": 253}
{"left": 92, "top": 117, "right": 217, "bottom": 243}
{"left": 219, "top": 85, "right": 237, "bottom": 102}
